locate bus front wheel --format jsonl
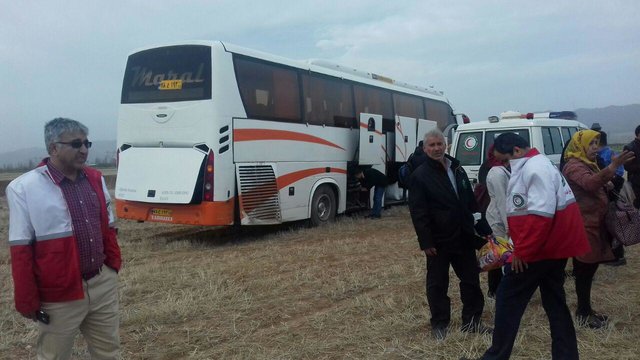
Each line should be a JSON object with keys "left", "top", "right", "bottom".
{"left": 310, "top": 185, "right": 336, "bottom": 226}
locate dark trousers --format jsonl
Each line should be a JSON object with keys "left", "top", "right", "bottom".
{"left": 426, "top": 245, "right": 484, "bottom": 328}
{"left": 481, "top": 259, "right": 578, "bottom": 360}
{"left": 573, "top": 258, "right": 599, "bottom": 315}
{"left": 371, "top": 185, "right": 386, "bottom": 217}
{"left": 487, "top": 268, "right": 503, "bottom": 294}
{"left": 632, "top": 182, "right": 640, "bottom": 208}
{"left": 612, "top": 244, "right": 625, "bottom": 259}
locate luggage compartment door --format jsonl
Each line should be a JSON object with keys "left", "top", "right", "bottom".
{"left": 358, "top": 113, "right": 383, "bottom": 165}
{"left": 395, "top": 116, "right": 417, "bottom": 162}
{"left": 417, "top": 119, "right": 438, "bottom": 147}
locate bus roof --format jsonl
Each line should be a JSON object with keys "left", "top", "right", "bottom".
{"left": 126, "top": 40, "right": 451, "bottom": 104}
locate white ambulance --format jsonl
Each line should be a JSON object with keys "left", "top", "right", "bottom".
{"left": 450, "top": 111, "right": 588, "bottom": 183}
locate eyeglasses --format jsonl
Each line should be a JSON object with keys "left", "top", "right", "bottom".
{"left": 56, "top": 139, "right": 92, "bottom": 149}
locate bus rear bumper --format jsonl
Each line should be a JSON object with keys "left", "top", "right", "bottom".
{"left": 115, "top": 199, "right": 235, "bottom": 226}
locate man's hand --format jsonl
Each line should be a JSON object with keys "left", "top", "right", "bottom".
{"left": 424, "top": 248, "right": 437, "bottom": 256}
{"left": 511, "top": 255, "right": 528, "bottom": 273}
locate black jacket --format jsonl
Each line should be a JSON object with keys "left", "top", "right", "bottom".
{"left": 624, "top": 138, "right": 640, "bottom": 186}
{"left": 408, "top": 154, "right": 477, "bottom": 250}
{"left": 408, "top": 145, "right": 428, "bottom": 170}
{"left": 360, "top": 168, "right": 389, "bottom": 189}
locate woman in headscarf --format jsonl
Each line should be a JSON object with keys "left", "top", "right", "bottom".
{"left": 561, "top": 130, "right": 634, "bottom": 328}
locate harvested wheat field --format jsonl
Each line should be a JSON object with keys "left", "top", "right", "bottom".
{"left": 1, "top": 195, "right": 639, "bottom": 359}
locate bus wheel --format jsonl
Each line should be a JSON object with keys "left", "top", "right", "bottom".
{"left": 310, "top": 185, "right": 336, "bottom": 226}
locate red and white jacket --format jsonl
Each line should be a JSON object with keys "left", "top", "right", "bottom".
{"left": 506, "top": 149, "right": 590, "bottom": 262}
{"left": 7, "top": 163, "right": 121, "bottom": 314}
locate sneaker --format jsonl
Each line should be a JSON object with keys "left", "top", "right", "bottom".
{"left": 576, "top": 311, "right": 608, "bottom": 329}
{"left": 461, "top": 322, "right": 493, "bottom": 334}
{"left": 432, "top": 326, "right": 448, "bottom": 340}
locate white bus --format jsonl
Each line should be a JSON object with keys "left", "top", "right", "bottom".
{"left": 115, "top": 41, "right": 458, "bottom": 226}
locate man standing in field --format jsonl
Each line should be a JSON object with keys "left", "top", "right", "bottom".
{"left": 474, "top": 132, "right": 589, "bottom": 360}
{"left": 408, "top": 129, "right": 490, "bottom": 340}
{"left": 7, "top": 118, "right": 122, "bottom": 359}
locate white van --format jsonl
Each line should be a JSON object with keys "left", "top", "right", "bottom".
{"left": 450, "top": 111, "right": 588, "bottom": 183}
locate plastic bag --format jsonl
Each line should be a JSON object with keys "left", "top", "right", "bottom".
{"left": 477, "top": 235, "right": 513, "bottom": 272}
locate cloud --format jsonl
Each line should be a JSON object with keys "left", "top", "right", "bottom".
{"left": 0, "top": 0, "right": 639, "bottom": 152}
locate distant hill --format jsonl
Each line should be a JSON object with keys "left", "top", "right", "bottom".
{"left": 0, "top": 140, "right": 117, "bottom": 170}
{"left": 0, "top": 104, "right": 638, "bottom": 169}
{"left": 575, "top": 104, "right": 639, "bottom": 144}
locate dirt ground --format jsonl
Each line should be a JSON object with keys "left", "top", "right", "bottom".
{"left": 1, "top": 189, "right": 639, "bottom": 359}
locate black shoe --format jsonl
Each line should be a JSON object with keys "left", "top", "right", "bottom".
{"left": 432, "top": 326, "right": 448, "bottom": 340}
{"left": 604, "top": 258, "right": 627, "bottom": 267}
{"left": 461, "top": 322, "right": 493, "bottom": 334}
{"left": 365, "top": 214, "right": 381, "bottom": 219}
{"left": 576, "top": 311, "right": 609, "bottom": 329}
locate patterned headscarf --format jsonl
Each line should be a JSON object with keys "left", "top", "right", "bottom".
{"left": 563, "top": 129, "right": 600, "bottom": 172}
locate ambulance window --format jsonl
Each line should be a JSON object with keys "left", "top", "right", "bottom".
{"left": 561, "top": 127, "right": 572, "bottom": 144}
{"left": 456, "top": 132, "right": 483, "bottom": 166}
{"left": 484, "top": 129, "right": 531, "bottom": 161}
{"left": 542, "top": 127, "right": 563, "bottom": 155}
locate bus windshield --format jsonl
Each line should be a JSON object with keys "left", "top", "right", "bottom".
{"left": 121, "top": 45, "right": 212, "bottom": 104}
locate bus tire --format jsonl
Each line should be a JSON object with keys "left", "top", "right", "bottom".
{"left": 309, "top": 185, "right": 336, "bottom": 227}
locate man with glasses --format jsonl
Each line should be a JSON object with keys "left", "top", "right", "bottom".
{"left": 7, "top": 118, "right": 122, "bottom": 359}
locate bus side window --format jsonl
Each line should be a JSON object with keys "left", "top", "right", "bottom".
{"left": 301, "top": 73, "right": 355, "bottom": 128}
{"left": 425, "top": 98, "right": 453, "bottom": 130}
{"left": 354, "top": 85, "right": 393, "bottom": 129}
{"left": 234, "top": 56, "right": 301, "bottom": 123}
{"left": 393, "top": 93, "right": 424, "bottom": 119}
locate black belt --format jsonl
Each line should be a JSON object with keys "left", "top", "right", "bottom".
{"left": 82, "top": 265, "right": 103, "bottom": 280}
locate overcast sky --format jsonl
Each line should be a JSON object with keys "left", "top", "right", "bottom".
{"left": 1, "top": 0, "right": 639, "bottom": 153}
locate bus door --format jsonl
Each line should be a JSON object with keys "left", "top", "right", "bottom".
{"left": 359, "top": 113, "right": 383, "bottom": 165}
{"left": 395, "top": 116, "right": 417, "bottom": 162}
{"left": 417, "top": 119, "right": 438, "bottom": 147}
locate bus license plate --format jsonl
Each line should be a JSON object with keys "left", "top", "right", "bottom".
{"left": 150, "top": 208, "right": 173, "bottom": 222}
{"left": 158, "top": 80, "right": 183, "bottom": 90}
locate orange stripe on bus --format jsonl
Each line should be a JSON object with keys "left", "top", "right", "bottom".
{"left": 395, "top": 122, "right": 405, "bottom": 137}
{"left": 277, "top": 167, "right": 347, "bottom": 190}
{"left": 239, "top": 167, "right": 346, "bottom": 213}
{"left": 395, "top": 144, "right": 406, "bottom": 159}
{"left": 359, "top": 122, "right": 383, "bottom": 135}
{"left": 234, "top": 129, "right": 345, "bottom": 150}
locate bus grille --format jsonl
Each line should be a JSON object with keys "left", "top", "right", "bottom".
{"left": 237, "top": 165, "right": 281, "bottom": 224}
